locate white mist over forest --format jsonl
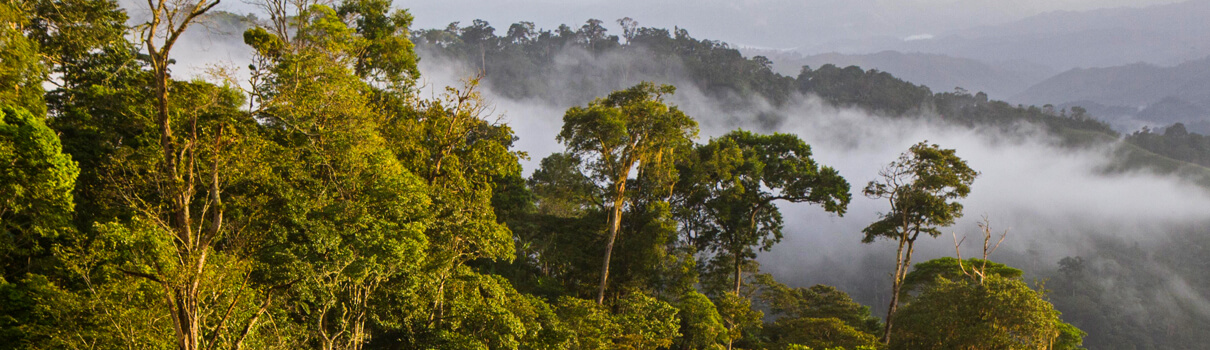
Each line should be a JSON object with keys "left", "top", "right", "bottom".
{"left": 421, "top": 51, "right": 1210, "bottom": 319}
{"left": 9, "top": 0, "right": 1210, "bottom": 347}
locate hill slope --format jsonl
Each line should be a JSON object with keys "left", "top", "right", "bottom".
{"left": 1013, "top": 56, "right": 1210, "bottom": 133}
{"left": 748, "top": 50, "right": 1054, "bottom": 100}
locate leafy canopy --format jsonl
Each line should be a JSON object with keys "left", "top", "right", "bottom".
{"left": 862, "top": 141, "right": 978, "bottom": 243}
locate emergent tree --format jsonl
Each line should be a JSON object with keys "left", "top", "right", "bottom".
{"left": 558, "top": 82, "right": 698, "bottom": 304}
{"left": 862, "top": 141, "right": 977, "bottom": 344}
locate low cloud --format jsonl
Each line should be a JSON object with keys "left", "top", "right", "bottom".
{"left": 419, "top": 47, "right": 1210, "bottom": 320}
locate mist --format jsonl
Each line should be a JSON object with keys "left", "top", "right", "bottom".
{"left": 155, "top": 11, "right": 1210, "bottom": 344}
{"left": 418, "top": 45, "right": 1210, "bottom": 321}
{"left": 400, "top": 0, "right": 1186, "bottom": 53}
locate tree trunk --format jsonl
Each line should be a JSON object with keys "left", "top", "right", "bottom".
{"left": 596, "top": 180, "right": 627, "bottom": 304}
{"left": 882, "top": 236, "right": 918, "bottom": 345}
{"left": 736, "top": 207, "right": 761, "bottom": 295}
{"left": 142, "top": 1, "right": 222, "bottom": 348}
{"left": 734, "top": 251, "right": 742, "bottom": 295}
{"left": 882, "top": 236, "right": 908, "bottom": 344}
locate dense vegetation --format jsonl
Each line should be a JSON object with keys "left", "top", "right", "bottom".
{"left": 18, "top": 0, "right": 1210, "bottom": 349}
{"left": 1125, "top": 123, "right": 1210, "bottom": 168}
{"left": 416, "top": 18, "right": 1210, "bottom": 179}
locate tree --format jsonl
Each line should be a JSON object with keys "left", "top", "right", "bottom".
{"left": 0, "top": 2, "right": 46, "bottom": 115}
{"left": 506, "top": 21, "right": 536, "bottom": 44}
{"left": 555, "top": 296, "right": 617, "bottom": 350}
{"left": 577, "top": 19, "right": 608, "bottom": 51}
{"left": 130, "top": 0, "right": 228, "bottom": 347}
{"left": 892, "top": 221, "right": 1086, "bottom": 350}
{"left": 528, "top": 153, "right": 601, "bottom": 218}
{"left": 558, "top": 82, "right": 698, "bottom": 304}
{"left": 613, "top": 291, "right": 681, "bottom": 349}
{"left": 680, "top": 130, "right": 849, "bottom": 294}
{"left": 0, "top": 106, "right": 77, "bottom": 277}
{"left": 900, "top": 257, "right": 1020, "bottom": 298}
{"left": 714, "top": 292, "right": 762, "bottom": 350}
{"left": 245, "top": 3, "right": 447, "bottom": 348}
{"left": 616, "top": 17, "right": 638, "bottom": 44}
{"left": 675, "top": 290, "right": 728, "bottom": 350}
{"left": 861, "top": 141, "right": 977, "bottom": 344}
{"left": 754, "top": 274, "right": 881, "bottom": 350}
{"left": 892, "top": 274, "right": 1077, "bottom": 350}
{"left": 755, "top": 275, "right": 881, "bottom": 335}
{"left": 336, "top": 0, "right": 420, "bottom": 93}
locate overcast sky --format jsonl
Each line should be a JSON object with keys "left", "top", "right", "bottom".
{"left": 398, "top": 0, "right": 1186, "bottom": 51}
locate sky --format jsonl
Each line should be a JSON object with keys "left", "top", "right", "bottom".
{"left": 398, "top": 0, "right": 1187, "bottom": 51}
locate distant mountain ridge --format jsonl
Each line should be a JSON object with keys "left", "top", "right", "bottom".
{"left": 746, "top": 50, "right": 1055, "bottom": 100}
{"left": 810, "top": 0, "right": 1210, "bottom": 71}
{"left": 1012, "top": 56, "right": 1210, "bottom": 133}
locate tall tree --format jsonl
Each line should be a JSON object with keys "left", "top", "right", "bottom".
{"left": 0, "top": 106, "right": 77, "bottom": 278}
{"left": 135, "top": 0, "right": 224, "bottom": 347}
{"left": 558, "top": 82, "right": 698, "bottom": 304}
{"left": 714, "top": 292, "right": 762, "bottom": 350}
{"left": 862, "top": 141, "right": 977, "bottom": 344}
{"left": 0, "top": 0, "right": 46, "bottom": 114}
{"left": 245, "top": 2, "right": 438, "bottom": 348}
{"left": 680, "top": 130, "right": 849, "bottom": 294}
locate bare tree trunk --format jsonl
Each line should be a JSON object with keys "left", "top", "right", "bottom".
{"left": 882, "top": 235, "right": 907, "bottom": 344}
{"left": 597, "top": 180, "right": 627, "bottom": 304}
{"left": 141, "top": 1, "right": 223, "bottom": 348}
{"left": 882, "top": 235, "right": 918, "bottom": 345}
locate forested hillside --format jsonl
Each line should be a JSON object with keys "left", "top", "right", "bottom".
{"left": 1, "top": 0, "right": 1208, "bottom": 349}
{"left": 414, "top": 18, "right": 1210, "bottom": 188}
{"left": 747, "top": 50, "right": 1055, "bottom": 100}
{"left": 414, "top": 18, "right": 1210, "bottom": 350}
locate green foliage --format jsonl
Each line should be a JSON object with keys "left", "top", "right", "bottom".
{"left": 1125, "top": 123, "right": 1210, "bottom": 168}
{"left": 559, "top": 82, "right": 698, "bottom": 188}
{"left": 675, "top": 290, "right": 728, "bottom": 350}
{"left": 892, "top": 274, "right": 1068, "bottom": 350}
{"left": 679, "top": 130, "right": 849, "bottom": 293}
{"left": 0, "top": 2, "right": 46, "bottom": 114}
{"left": 765, "top": 318, "right": 881, "bottom": 350}
{"left": 555, "top": 296, "right": 617, "bottom": 349}
{"left": 245, "top": 4, "right": 445, "bottom": 348}
{"left": 335, "top": 0, "right": 420, "bottom": 92}
{"left": 862, "top": 141, "right": 978, "bottom": 243}
{"left": 553, "top": 293, "right": 679, "bottom": 350}
{"left": 0, "top": 3, "right": 1124, "bottom": 349}
{"left": 613, "top": 291, "right": 681, "bottom": 349}
{"left": 528, "top": 153, "right": 600, "bottom": 218}
{"left": 415, "top": 19, "right": 794, "bottom": 108}
{"left": 754, "top": 275, "right": 882, "bottom": 350}
{"left": 558, "top": 81, "right": 698, "bottom": 302}
{"left": 714, "top": 292, "right": 763, "bottom": 349}
{"left": 933, "top": 90, "right": 1117, "bottom": 138}
{"left": 863, "top": 141, "right": 978, "bottom": 344}
{"left": 900, "top": 257, "right": 1022, "bottom": 298}
{"left": 0, "top": 106, "right": 78, "bottom": 276}
{"left": 756, "top": 275, "right": 882, "bottom": 336}
{"left": 407, "top": 268, "right": 569, "bottom": 350}
{"left": 797, "top": 64, "right": 932, "bottom": 116}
